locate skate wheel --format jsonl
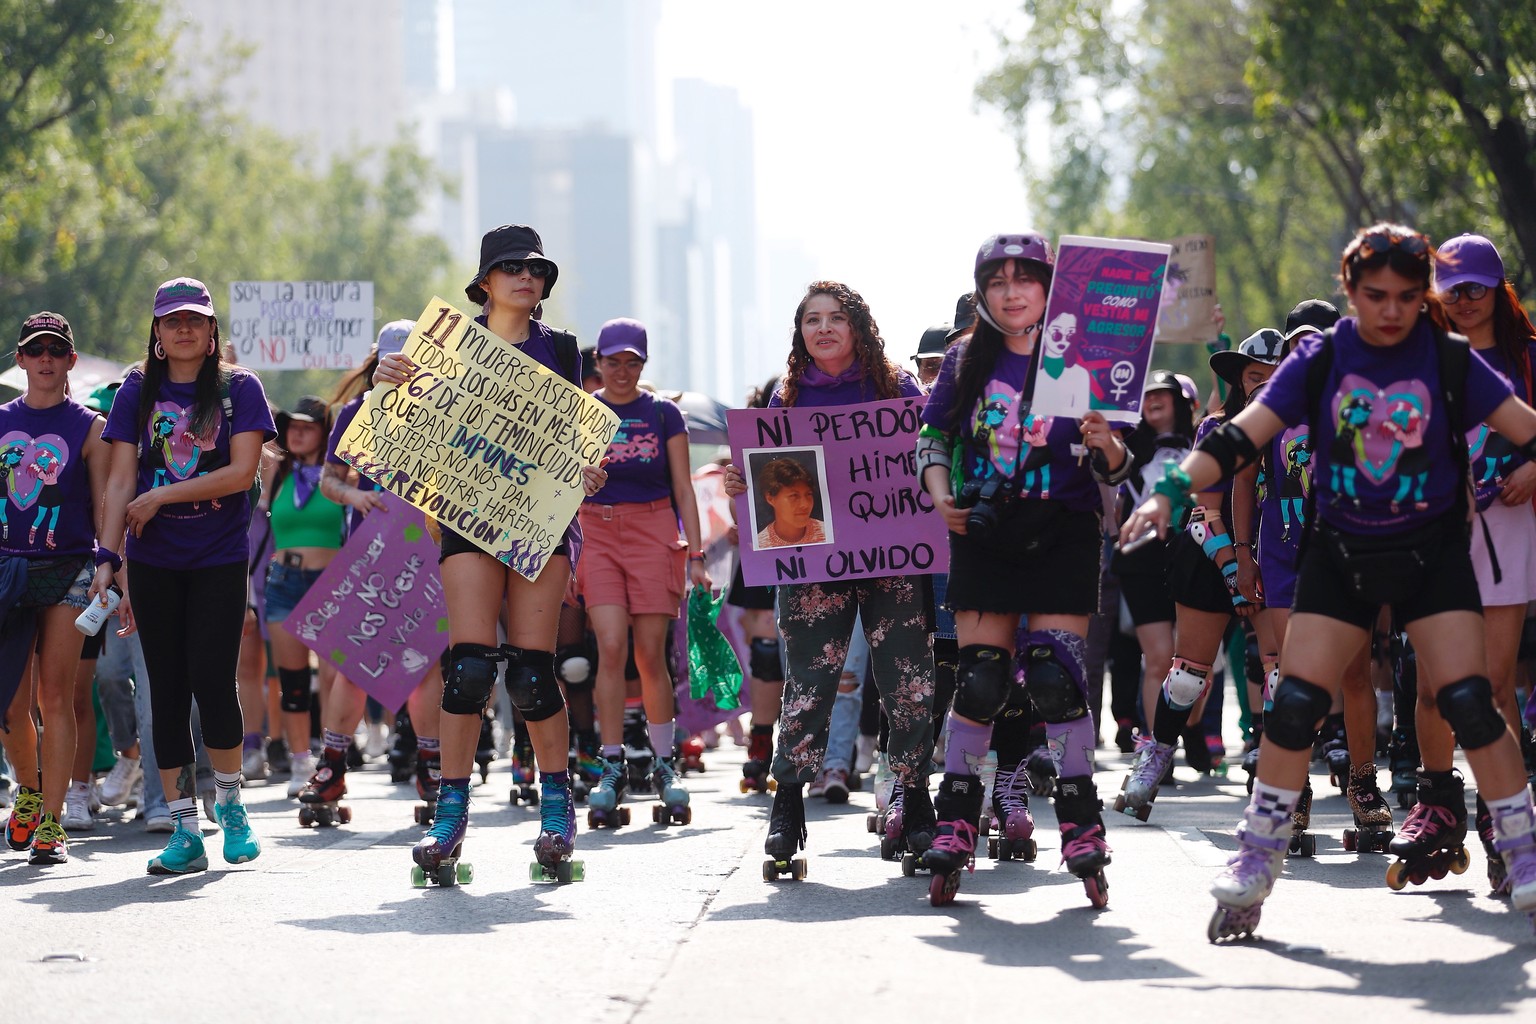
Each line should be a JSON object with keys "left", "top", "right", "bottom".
{"left": 678, "top": 806, "right": 692, "bottom": 826}
{"left": 338, "top": 807, "right": 352, "bottom": 824}
{"left": 410, "top": 866, "right": 427, "bottom": 888}
{"left": 298, "top": 808, "right": 315, "bottom": 827}
{"left": 619, "top": 807, "right": 631, "bottom": 826}
{"left": 767, "top": 778, "right": 777, "bottom": 793}
{"left": 791, "top": 858, "right": 807, "bottom": 881}
{"left": 1386, "top": 861, "right": 1408, "bottom": 890}
{"left": 586, "top": 810, "right": 598, "bottom": 829}
{"left": 866, "top": 813, "right": 878, "bottom": 834}
{"left": 1289, "top": 833, "right": 1316, "bottom": 858}
{"left": 1430, "top": 863, "right": 1448, "bottom": 881}
{"left": 319, "top": 809, "right": 335, "bottom": 827}
{"left": 1451, "top": 846, "right": 1470, "bottom": 875}
{"left": 456, "top": 861, "right": 474, "bottom": 885}
{"left": 652, "top": 804, "right": 664, "bottom": 824}
{"left": 1021, "top": 839, "right": 1039, "bottom": 862}
{"left": 901, "top": 853, "right": 917, "bottom": 878}
{"left": 762, "top": 859, "right": 778, "bottom": 882}
{"left": 1343, "top": 829, "right": 1358, "bottom": 852}
{"left": 1135, "top": 803, "right": 1153, "bottom": 823}
{"left": 1112, "top": 794, "right": 1128, "bottom": 814}
{"left": 740, "top": 779, "right": 752, "bottom": 794}
{"left": 880, "top": 835, "right": 899, "bottom": 861}
{"left": 1084, "top": 871, "right": 1109, "bottom": 908}
{"left": 1207, "top": 903, "right": 1260, "bottom": 943}
{"left": 567, "top": 860, "right": 585, "bottom": 882}
{"left": 929, "top": 870, "right": 960, "bottom": 907}
{"left": 435, "top": 865, "right": 456, "bottom": 887}
{"left": 987, "top": 836, "right": 1000, "bottom": 860}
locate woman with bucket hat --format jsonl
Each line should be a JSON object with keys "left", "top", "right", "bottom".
{"left": 375, "top": 225, "right": 606, "bottom": 884}
{"left": 914, "top": 233, "right": 1130, "bottom": 908}
{"left": 93, "top": 277, "right": 275, "bottom": 874}
{"left": 0, "top": 311, "right": 112, "bottom": 866}
{"left": 1114, "top": 328, "right": 1282, "bottom": 824}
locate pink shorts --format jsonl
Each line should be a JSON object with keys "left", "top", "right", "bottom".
{"left": 1471, "top": 498, "right": 1536, "bottom": 606}
{"left": 577, "top": 500, "right": 686, "bottom": 616}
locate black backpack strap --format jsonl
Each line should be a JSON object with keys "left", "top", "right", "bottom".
{"left": 548, "top": 327, "right": 580, "bottom": 386}
{"left": 1434, "top": 328, "right": 1473, "bottom": 520}
{"left": 1294, "top": 328, "right": 1337, "bottom": 563}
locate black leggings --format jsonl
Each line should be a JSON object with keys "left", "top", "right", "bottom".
{"left": 129, "top": 559, "right": 247, "bottom": 767}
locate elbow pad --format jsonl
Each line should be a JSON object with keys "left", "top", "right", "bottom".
{"left": 1196, "top": 420, "right": 1260, "bottom": 479}
{"left": 915, "top": 425, "right": 953, "bottom": 477}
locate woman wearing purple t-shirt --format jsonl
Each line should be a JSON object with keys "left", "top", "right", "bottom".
{"left": 723, "top": 280, "right": 937, "bottom": 883}
{"left": 0, "top": 312, "right": 110, "bottom": 867}
{"left": 579, "top": 318, "right": 710, "bottom": 829}
{"left": 374, "top": 225, "right": 607, "bottom": 883}
{"left": 1125, "top": 223, "right": 1536, "bottom": 940}
{"left": 93, "top": 277, "right": 276, "bottom": 875}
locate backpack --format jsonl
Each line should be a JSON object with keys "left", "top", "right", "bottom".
{"left": 549, "top": 327, "right": 580, "bottom": 386}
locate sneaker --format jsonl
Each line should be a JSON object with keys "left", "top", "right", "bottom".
{"left": 288, "top": 752, "right": 315, "bottom": 798}
{"left": 62, "top": 786, "right": 95, "bottom": 831}
{"left": 101, "top": 757, "right": 143, "bottom": 807}
{"left": 128, "top": 776, "right": 144, "bottom": 809}
{"left": 807, "top": 769, "right": 830, "bottom": 799}
{"left": 147, "top": 825, "right": 209, "bottom": 875}
{"left": 365, "top": 720, "right": 389, "bottom": 760}
{"left": 200, "top": 789, "right": 218, "bottom": 827}
{"left": 267, "top": 737, "right": 292, "bottom": 775}
{"left": 6, "top": 786, "right": 43, "bottom": 850}
{"left": 242, "top": 745, "right": 268, "bottom": 782}
{"left": 822, "top": 767, "right": 850, "bottom": 804}
{"left": 212, "top": 800, "right": 261, "bottom": 864}
{"left": 28, "top": 814, "right": 68, "bottom": 866}
{"left": 89, "top": 778, "right": 103, "bottom": 815}
{"left": 855, "top": 735, "right": 877, "bottom": 774}
{"left": 144, "top": 814, "right": 175, "bottom": 833}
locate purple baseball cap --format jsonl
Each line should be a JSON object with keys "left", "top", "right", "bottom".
{"left": 153, "top": 277, "right": 215, "bottom": 318}
{"left": 1437, "top": 234, "right": 1505, "bottom": 290}
{"left": 595, "top": 318, "right": 648, "bottom": 360}
{"left": 375, "top": 319, "right": 415, "bottom": 359}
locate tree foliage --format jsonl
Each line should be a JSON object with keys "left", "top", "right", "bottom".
{"left": 0, "top": 0, "right": 458, "bottom": 408}
{"left": 979, "top": 0, "right": 1536, "bottom": 356}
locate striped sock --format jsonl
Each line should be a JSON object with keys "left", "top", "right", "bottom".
{"left": 168, "top": 797, "right": 198, "bottom": 832}
{"left": 417, "top": 735, "right": 441, "bottom": 754}
{"left": 213, "top": 770, "right": 242, "bottom": 806}
{"left": 1251, "top": 784, "right": 1301, "bottom": 817}
{"left": 322, "top": 729, "right": 351, "bottom": 756}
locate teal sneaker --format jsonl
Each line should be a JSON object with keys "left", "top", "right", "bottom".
{"left": 147, "top": 824, "right": 209, "bottom": 875}
{"left": 213, "top": 799, "right": 261, "bottom": 864}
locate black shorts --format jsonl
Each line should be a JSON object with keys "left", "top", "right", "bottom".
{"left": 1120, "top": 569, "right": 1174, "bottom": 626}
{"left": 945, "top": 503, "right": 1101, "bottom": 616}
{"left": 725, "top": 557, "right": 775, "bottom": 610}
{"left": 1292, "top": 516, "right": 1481, "bottom": 631}
{"left": 439, "top": 526, "right": 569, "bottom": 565}
{"left": 1167, "top": 532, "right": 1235, "bottom": 616}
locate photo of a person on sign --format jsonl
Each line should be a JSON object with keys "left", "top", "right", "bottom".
{"left": 747, "top": 450, "right": 833, "bottom": 549}
{"left": 1031, "top": 312, "right": 1101, "bottom": 414}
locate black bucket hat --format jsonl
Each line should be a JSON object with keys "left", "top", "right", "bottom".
{"left": 913, "top": 325, "right": 948, "bottom": 362}
{"left": 275, "top": 395, "right": 330, "bottom": 445}
{"left": 465, "top": 224, "right": 559, "bottom": 305}
{"left": 1209, "top": 328, "right": 1285, "bottom": 386}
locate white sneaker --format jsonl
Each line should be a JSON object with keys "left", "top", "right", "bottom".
{"left": 822, "top": 767, "right": 850, "bottom": 804}
{"left": 288, "top": 753, "right": 316, "bottom": 797}
{"left": 855, "top": 735, "right": 877, "bottom": 774}
{"left": 144, "top": 813, "right": 174, "bottom": 833}
{"left": 100, "top": 756, "right": 143, "bottom": 807}
{"left": 128, "top": 776, "right": 144, "bottom": 809}
{"left": 365, "top": 721, "right": 389, "bottom": 760}
{"left": 807, "top": 769, "right": 830, "bottom": 799}
{"left": 89, "top": 780, "right": 103, "bottom": 815}
{"left": 242, "top": 746, "right": 268, "bottom": 781}
{"left": 62, "top": 785, "right": 95, "bottom": 831}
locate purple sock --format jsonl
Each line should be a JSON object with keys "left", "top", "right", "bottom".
{"left": 945, "top": 717, "right": 993, "bottom": 776}
{"left": 540, "top": 770, "right": 570, "bottom": 786}
{"left": 648, "top": 721, "right": 676, "bottom": 759}
{"left": 1048, "top": 716, "right": 1096, "bottom": 778}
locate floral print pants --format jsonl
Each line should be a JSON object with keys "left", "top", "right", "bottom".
{"left": 771, "top": 575, "right": 934, "bottom": 787}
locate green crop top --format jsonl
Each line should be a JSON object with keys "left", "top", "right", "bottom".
{"left": 268, "top": 471, "right": 345, "bottom": 550}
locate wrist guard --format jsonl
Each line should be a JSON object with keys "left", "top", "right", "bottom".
{"left": 1090, "top": 444, "right": 1133, "bottom": 486}
{"left": 1196, "top": 419, "right": 1260, "bottom": 479}
{"left": 915, "top": 425, "right": 953, "bottom": 477}
{"left": 1153, "top": 460, "right": 1196, "bottom": 516}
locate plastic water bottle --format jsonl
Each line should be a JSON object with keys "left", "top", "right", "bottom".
{"left": 74, "top": 586, "right": 121, "bottom": 636}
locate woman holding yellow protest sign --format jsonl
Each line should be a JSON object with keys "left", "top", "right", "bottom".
{"left": 375, "top": 225, "right": 606, "bottom": 885}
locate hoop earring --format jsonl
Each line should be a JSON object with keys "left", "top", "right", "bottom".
{"left": 154, "top": 341, "right": 166, "bottom": 360}
{"left": 1421, "top": 303, "right": 1429, "bottom": 314}
{"left": 208, "top": 340, "right": 217, "bottom": 356}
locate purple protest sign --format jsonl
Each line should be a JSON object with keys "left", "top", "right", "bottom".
{"left": 286, "top": 502, "right": 448, "bottom": 712}
{"left": 1030, "top": 235, "right": 1173, "bottom": 426}
{"left": 728, "top": 396, "right": 947, "bottom": 587}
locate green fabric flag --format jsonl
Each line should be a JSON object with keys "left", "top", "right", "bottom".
{"left": 687, "top": 587, "right": 742, "bottom": 711}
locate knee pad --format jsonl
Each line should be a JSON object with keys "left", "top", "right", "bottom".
{"left": 278, "top": 667, "right": 312, "bottom": 713}
{"left": 749, "top": 637, "right": 784, "bottom": 682}
{"left": 952, "top": 644, "right": 1012, "bottom": 722}
{"left": 506, "top": 648, "right": 565, "bottom": 723}
{"left": 556, "top": 643, "right": 593, "bottom": 690}
{"left": 441, "top": 642, "right": 503, "bottom": 717}
{"left": 1023, "top": 629, "right": 1088, "bottom": 723}
{"left": 1161, "top": 658, "right": 1211, "bottom": 712}
{"left": 1435, "top": 676, "right": 1508, "bottom": 751}
{"left": 1265, "top": 676, "right": 1332, "bottom": 751}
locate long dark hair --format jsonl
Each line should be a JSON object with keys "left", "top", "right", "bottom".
{"left": 1490, "top": 280, "right": 1536, "bottom": 371}
{"left": 944, "top": 259, "right": 1053, "bottom": 435}
{"left": 329, "top": 349, "right": 382, "bottom": 409}
{"left": 779, "top": 281, "right": 900, "bottom": 408}
{"left": 1125, "top": 388, "right": 1195, "bottom": 470}
{"left": 137, "top": 316, "right": 228, "bottom": 443}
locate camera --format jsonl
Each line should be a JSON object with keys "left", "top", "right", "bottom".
{"left": 956, "top": 474, "right": 1016, "bottom": 542}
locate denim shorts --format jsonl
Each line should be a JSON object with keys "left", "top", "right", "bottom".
{"left": 263, "top": 561, "right": 324, "bottom": 623}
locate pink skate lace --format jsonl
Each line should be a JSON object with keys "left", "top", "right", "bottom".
{"left": 1060, "top": 823, "right": 1109, "bottom": 865}
{"left": 1397, "top": 801, "right": 1458, "bottom": 844}
{"left": 930, "top": 819, "right": 978, "bottom": 856}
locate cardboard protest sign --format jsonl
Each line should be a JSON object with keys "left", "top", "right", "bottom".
{"left": 1154, "top": 234, "right": 1218, "bottom": 343}
{"left": 728, "top": 396, "right": 947, "bottom": 586}
{"left": 1030, "top": 236, "right": 1173, "bottom": 426}
{"left": 227, "top": 281, "right": 374, "bottom": 371}
{"left": 334, "top": 297, "right": 621, "bottom": 581}
{"left": 286, "top": 502, "right": 447, "bottom": 713}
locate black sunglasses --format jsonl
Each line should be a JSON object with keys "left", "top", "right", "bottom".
{"left": 1439, "top": 282, "right": 1489, "bottom": 304}
{"left": 1353, "top": 231, "right": 1430, "bottom": 263}
{"left": 494, "top": 258, "right": 553, "bottom": 278}
{"left": 19, "top": 340, "right": 73, "bottom": 358}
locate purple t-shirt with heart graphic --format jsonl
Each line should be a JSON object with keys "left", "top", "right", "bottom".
{"left": 0, "top": 397, "right": 100, "bottom": 558}
{"left": 1257, "top": 317, "right": 1512, "bottom": 531}
{"left": 586, "top": 391, "right": 686, "bottom": 505}
{"left": 103, "top": 368, "right": 277, "bottom": 568}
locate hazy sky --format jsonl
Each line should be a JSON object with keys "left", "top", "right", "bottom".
{"left": 655, "top": 0, "right": 1033, "bottom": 365}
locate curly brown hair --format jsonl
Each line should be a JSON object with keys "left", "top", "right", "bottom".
{"left": 778, "top": 281, "right": 901, "bottom": 408}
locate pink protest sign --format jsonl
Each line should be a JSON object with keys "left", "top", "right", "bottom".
{"left": 286, "top": 502, "right": 448, "bottom": 712}
{"left": 728, "top": 396, "right": 947, "bottom": 587}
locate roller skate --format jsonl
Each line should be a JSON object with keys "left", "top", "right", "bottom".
{"left": 987, "top": 761, "right": 1038, "bottom": 862}
{"left": 585, "top": 756, "right": 630, "bottom": 829}
{"left": 1342, "top": 762, "right": 1394, "bottom": 854}
{"left": 1386, "top": 770, "right": 1469, "bottom": 892}
{"left": 508, "top": 732, "right": 538, "bottom": 807}
{"left": 1114, "top": 739, "right": 1175, "bottom": 822}
{"left": 412, "top": 782, "right": 471, "bottom": 887}
{"left": 1475, "top": 797, "right": 1508, "bottom": 896}
{"left": 679, "top": 735, "right": 707, "bottom": 775}
{"left": 911, "top": 773, "right": 981, "bottom": 906}
{"left": 1055, "top": 776, "right": 1111, "bottom": 907}
{"left": 763, "top": 783, "right": 808, "bottom": 881}
{"left": 388, "top": 711, "right": 417, "bottom": 783}
{"left": 297, "top": 750, "right": 351, "bottom": 827}
{"left": 650, "top": 756, "right": 692, "bottom": 826}
{"left": 474, "top": 713, "right": 497, "bottom": 785}
{"left": 1488, "top": 797, "right": 1536, "bottom": 915}
{"left": 901, "top": 779, "right": 936, "bottom": 857}
{"left": 1208, "top": 803, "right": 1290, "bottom": 942}
{"left": 870, "top": 776, "right": 901, "bottom": 845}
{"left": 1023, "top": 741, "right": 1058, "bottom": 798}
{"left": 1289, "top": 781, "right": 1316, "bottom": 857}
{"left": 569, "top": 727, "right": 601, "bottom": 804}
{"left": 414, "top": 751, "right": 441, "bottom": 826}
{"left": 740, "top": 727, "right": 776, "bottom": 795}
{"left": 531, "top": 778, "right": 584, "bottom": 883}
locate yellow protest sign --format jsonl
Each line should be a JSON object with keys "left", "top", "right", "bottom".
{"left": 335, "top": 297, "right": 620, "bottom": 581}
